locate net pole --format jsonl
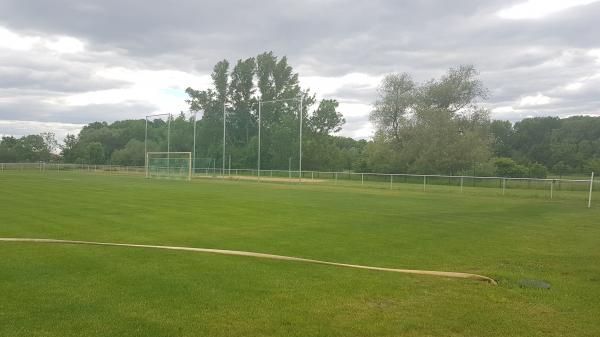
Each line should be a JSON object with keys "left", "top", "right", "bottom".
{"left": 589, "top": 172, "right": 594, "bottom": 208}
{"left": 144, "top": 117, "right": 148, "bottom": 178}
{"left": 188, "top": 152, "right": 192, "bottom": 181}
{"left": 192, "top": 111, "right": 196, "bottom": 175}
{"left": 167, "top": 114, "right": 171, "bottom": 175}
{"left": 299, "top": 96, "right": 303, "bottom": 184}
{"left": 258, "top": 101, "right": 261, "bottom": 182}
{"left": 222, "top": 102, "right": 226, "bottom": 178}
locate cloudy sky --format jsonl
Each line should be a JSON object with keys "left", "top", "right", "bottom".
{"left": 1, "top": 0, "right": 599, "bottom": 140}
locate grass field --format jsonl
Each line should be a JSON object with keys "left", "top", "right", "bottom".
{"left": 1, "top": 171, "right": 599, "bottom": 336}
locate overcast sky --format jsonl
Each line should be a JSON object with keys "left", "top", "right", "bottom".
{"left": 1, "top": 0, "right": 599, "bottom": 140}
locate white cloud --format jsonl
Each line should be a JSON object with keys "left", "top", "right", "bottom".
{"left": 565, "top": 82, "right": 584, "bottom": 91}
{"left": 301, "top": 73, "right": 381, "bottom": 98}
{"left": 497, "top": 0, "right": 600, "bottom": 19}
{"left": 58, "top": 67, "right": 212, "bottom": 116}
{"left": 0, "top": 26, "right": 85, "bottom": 54}
{"left": 518, "top": 93, "right": 553, "bottom": 106}
{"left": 0, "top": 120, "right": 84, "bottom": 141}
{"left": 0, "top": 26, "right": 39, "bottom": 51}
{"left": 45, "top": 36, "right": 85, "bottom": 54}
{"left": 492, "top": 106, "right": 516, "bottom": 114}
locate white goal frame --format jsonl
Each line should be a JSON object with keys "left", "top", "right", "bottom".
{"left": 145, "top": 152, "right": 192, "bottom": 181}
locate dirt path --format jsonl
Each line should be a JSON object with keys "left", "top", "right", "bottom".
{"left": 196, "top": 175, "right": 325, "bottom": 183}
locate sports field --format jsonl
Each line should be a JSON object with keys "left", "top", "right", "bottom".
{"left": 1, "top": 171, "right": 599, "bottom": 337}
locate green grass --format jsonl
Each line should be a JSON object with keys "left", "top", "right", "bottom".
{"left": 1, "top": 171, "right": 599, "bottom": 337}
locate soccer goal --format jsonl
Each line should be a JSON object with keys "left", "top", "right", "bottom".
{"left": 146, "top": 152, "right": 192, "bottom": 181}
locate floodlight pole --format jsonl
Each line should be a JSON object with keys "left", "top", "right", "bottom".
{"left": 258, "top": 101, "right": 261, "bottom": 182}
{"left": 589, "top": 171, "right": 595, "bottom": 208}
{"left": 167, "top": 114, "right": 171, "bottom": 173}
{"left": 144, "top": 118, "right": 148, "bottom": 178}
{"left": 299, "top": 96, "right": 303, "bottom": 184}
{"left": 223, "top": 101, "right": 226, "bottom": 178}
{"left": 192, "top": 111, "right": 196, "bottom": 174}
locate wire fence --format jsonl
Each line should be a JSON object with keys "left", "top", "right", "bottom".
{"left": 1, "top": 162, "right": 596, "bottom": 207}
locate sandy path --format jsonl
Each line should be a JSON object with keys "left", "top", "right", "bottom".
{"left": 196, "top": 175, "right": 325, "bottom": 183}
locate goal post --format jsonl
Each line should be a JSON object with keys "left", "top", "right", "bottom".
{"left": 146, "top": 152, "right": 192, "bottom": 181}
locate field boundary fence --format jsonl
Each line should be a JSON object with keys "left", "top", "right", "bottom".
{"left": 1, "top": 162, "right": 596, "bottom": 207}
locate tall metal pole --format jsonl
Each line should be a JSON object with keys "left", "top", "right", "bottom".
{"left": 167, "top": 114, "right": 171, "bottom": 174}
{"left": 258, "top": 101, "right": 261, "bottom": 182}
{"left": 144, "top": 117, "right": 148, "bottom": 178}
{"left": 589, "top": 171, "right": 594, "bottom": 208}
{"left": 192, "top": 111, "right": 196, "bottom": 174}
{"left": 299, "top": 96, "right": 303, "bottom": 183}
{"left": 223, "top": 102, "right": 226, "bottom": 177}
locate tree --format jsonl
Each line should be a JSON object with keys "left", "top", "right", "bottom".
{"left": 310, "top": 99, "right": 345, "bottom": 135}
{"left": 417, "top": 65, "right": 488, "bottom": 113}
{"left": 494, "top": 157, "right": 528, "bottom": 178}
{"left": 370, "top": 73, "right": 415, "bottom": 144}
{"left": 490, "top": 120, "right": 513, "bottom": 157}
{"left": 84, "top": 142, "right": 105, "bottom": 164}
{"left": 367, "top": 66, "right": 491, "bottom": 174}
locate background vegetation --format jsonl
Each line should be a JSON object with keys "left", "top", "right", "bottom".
{"left": 2, "top": 52, "right": 600, "bottom": 177}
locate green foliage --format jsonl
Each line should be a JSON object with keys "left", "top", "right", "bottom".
{"left": 184, "top": 51, "right": 350, "bottom": 171}
{"left": 111, "top": 140, "right": 145, "bottom": 166}
{"left": 84, "top": 142, "right": 105, "bottom": 164}
{"left": 0, "top": 134, "right": 56, "bottom": 163}
{"left": 367, "top": 66, "right": 491, "bottom": 174}
{"left": 552, "top": 161, "right": 572, "bottom": 177}
{"left": 528, "top": 162, "right": 548, "bottom": 178}
{"left": 584, "top": 158, "right": 600, "bottom": 174}
{"left": 494, "top": 157, "right": 528, "bottom": 178}
{"left": 492, "top": 116, "right": 600, "bottom": 173}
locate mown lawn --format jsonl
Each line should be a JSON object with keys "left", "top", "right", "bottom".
{"left": 1, "top": 171, "right": 599, "bottom": 336}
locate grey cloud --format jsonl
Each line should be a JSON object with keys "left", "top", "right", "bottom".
{"left": 0, "top": 0, "right": 600, "bottom": 138}
{"left": 0, "top": 100, "right": 155, "bottom": 124}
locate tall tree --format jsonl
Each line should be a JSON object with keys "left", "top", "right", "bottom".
{"left": 370, "top": 73, "right": 415, "bottom": 144}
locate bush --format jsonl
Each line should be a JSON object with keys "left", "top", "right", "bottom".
{"left": 494, "top": 157, "right": 528, "bottom": 177}
{"left": 583, "top": 158, "right": 600, "bottom": 174}
{"left": 551, "top": 161, "right": 571, "bottom": 177}
{"left": 528, "top": 163, "right": 548, "bottom": 178}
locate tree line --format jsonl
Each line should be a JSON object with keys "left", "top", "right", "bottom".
{"left": 1, "top": 52, "right": 599, "bottom": 177}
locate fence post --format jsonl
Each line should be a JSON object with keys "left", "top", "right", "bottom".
{"left": 502, "top": 178, "right": 506, "bottom": 196}
{"left": 588, "top": 172, "right": 594, "bottom": 208}
{"left": 460, "top": 177, "right": 463, "bottom": 192}
{"left": 311, "top": 171, "right": 314, "bottom": 182}
{"left": 423, "top": 176, "right": 426, "bottom": 191}
{"left": 361, "top": 173, "right": 364, "bottom": 186}
{"left": 550, "top": 180, "right": 553, "bottom": 200}
{"left": 390, "top": 175, "right": 393, "bottom": 189}
{"left": 335, "top": 172, "right": 338, "bottom": 185}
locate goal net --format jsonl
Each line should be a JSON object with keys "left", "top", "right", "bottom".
{"left": 146, "top": 152, "right": 192, "bottom": 181}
